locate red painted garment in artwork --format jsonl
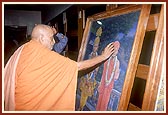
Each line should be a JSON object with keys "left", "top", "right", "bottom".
{"left": 96, "top": 41, "right": 120, "bottom": 111}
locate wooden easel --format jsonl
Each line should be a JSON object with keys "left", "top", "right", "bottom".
{"left": 107, "top": 4, "right": 165, "bottom": 111}
{"left": 127, "top": 4, "right": 165, "bottom": 111}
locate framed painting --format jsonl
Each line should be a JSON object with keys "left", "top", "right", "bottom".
{"left": 76, "top": 4, "right": 151, "bottom": 111}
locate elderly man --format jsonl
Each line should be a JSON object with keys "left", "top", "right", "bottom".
{"left": 4, "top": 24, "right": 114, "bottom": 111}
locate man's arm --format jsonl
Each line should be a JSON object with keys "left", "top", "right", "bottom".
{"left": 56, "top": 33, "right": 68, "bottom": 43}
{"left": 77, "top": 42, "right": 114, "bottom": 71}
{"left": 53, "top": 33, "right": 68, "bottom": 53}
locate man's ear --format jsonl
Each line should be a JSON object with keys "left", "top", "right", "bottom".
{"left": 39, "top": 34, "right": 44, "bottom": 43}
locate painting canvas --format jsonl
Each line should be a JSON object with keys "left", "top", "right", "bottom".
{"left": 76, "top": 5, "right": 150, "bottom": 111}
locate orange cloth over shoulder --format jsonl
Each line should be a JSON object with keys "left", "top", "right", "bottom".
{"left": 14, "top": 40, "right": 78, "bottom": 111}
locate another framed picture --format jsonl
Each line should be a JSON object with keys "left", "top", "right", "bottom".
{"left": 76, "top": 4, "right": 151, "bottom": 111}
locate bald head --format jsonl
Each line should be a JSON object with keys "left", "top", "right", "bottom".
{"left": 31, "top": 24, "right": 53, "bottom": 39}
{"left": 31, "top": 24, "right": 55, "bottom": 50}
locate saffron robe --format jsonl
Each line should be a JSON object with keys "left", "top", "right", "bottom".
{"left": 4, "top": 40, "right": 78, "bottom": 111}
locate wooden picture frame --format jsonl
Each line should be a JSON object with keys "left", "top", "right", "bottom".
{"left": 76, "top": 4, "right": 151, "bottom": 111}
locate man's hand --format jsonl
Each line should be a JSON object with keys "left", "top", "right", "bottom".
{"left": 101, "top": 42, "right": 115, "bottom": 60}
{"left": 51, "top": 26, "right": 57, "bottom": 34}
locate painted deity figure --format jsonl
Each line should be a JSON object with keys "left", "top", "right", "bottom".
{"left": 78, "top": 27, "right": 102, "bottom": 111}
{"left": 96, "top": 41, "right": 120, "bottom": 111}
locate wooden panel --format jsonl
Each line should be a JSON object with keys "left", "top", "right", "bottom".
{"left": 90, "top": 5, "right": 142, "bottom": 21}
{"left": 118, "top": 4, "right": 151, "bottom": 111}
{"left": 146, "top": 13, "right": 160, "bottom": 31}
{"left": 136, "top": 64, "right": 149, "bottom": 80}
{"left": 77, "top": 18, "right": 92, "bottom": 62}
{"left": 127, "top": 103, "right": 141, "bottom": 111}
{"left": 67, "top": 30, "right": 78, "bottom": 37}
{"left": 106, "top": 4, "right": 118, "bottom": 11}
{"left": 78, "top": 10, "right": 84, "bottom": 51}
{"left": 142, "top": 4, "right": 164, "bottom": 111}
